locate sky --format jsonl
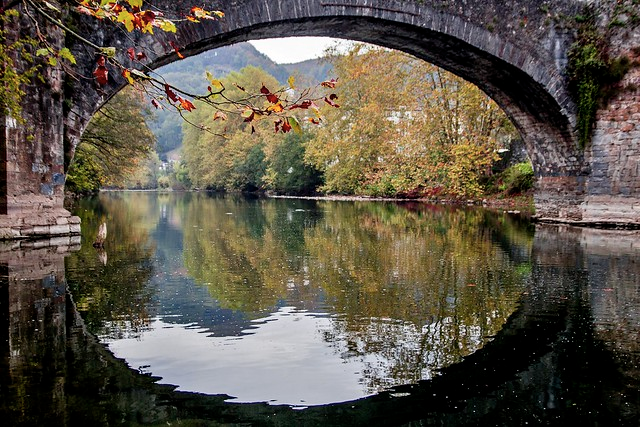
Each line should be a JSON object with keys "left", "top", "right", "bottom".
{"left": 249, "top": 36, "right": 351, "bottom": 64}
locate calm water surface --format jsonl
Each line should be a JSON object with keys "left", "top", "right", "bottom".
{"left": 2, "top": 192, "right": 639, "bottom": 426}
{"left": 68, "top": 192, "right": 530, "bottom": 405}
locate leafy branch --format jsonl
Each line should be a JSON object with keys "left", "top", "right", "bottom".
{"left": 6, "top": 0, "right": 341, "bottom": 136}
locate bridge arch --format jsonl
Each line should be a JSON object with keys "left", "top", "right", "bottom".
{"left": 73, "top": 0, "right": 583, "bottom": 181}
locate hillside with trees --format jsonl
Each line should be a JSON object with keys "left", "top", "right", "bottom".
{"left": 178, "top": 44, "right": 530, "bottom": 199}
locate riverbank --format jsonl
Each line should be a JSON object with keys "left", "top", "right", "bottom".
{"left": 267, "top": 191, "right": 536, "bottom": 215}
{"left": 66, "top": 188, "right": 536, "bottom": 217}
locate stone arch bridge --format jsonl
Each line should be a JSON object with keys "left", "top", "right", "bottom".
{"left": 2, "top": 0, "right": 640, "bottom": 238}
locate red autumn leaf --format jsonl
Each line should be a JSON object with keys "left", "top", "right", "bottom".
{"left": 169, "top": 41, "right": 184, "bottom": 59}
{"left": 127, "top": 47, "right": 136, "bottom": 61}
{"left": 110, "top": 3, "right": 123, "bottom": 14}
{"left": 93, "top": 57, "right": 108, "bottom": 85}
{"left": 321, "top": 78, "right": 338, "bottom": 88}
{"left": 151, "top": 99, "right": 160, "bottom": 109}
{"left": 164, "top": 84, "right": 178, "bottom": 102}
{"left": 139, "top": 10, "right": 155, "bottom": 26}
{"left": 179, "top": 97, "right": 196, "bottom": 112}
{"left": 289, "top": 100, "right": 315, "bottom": 110}
{"left": 243, "top": 112, "right": 255, "bottom": 123}
{"left": 266, "top": 93, "right": 279, "bottom": 104}
{"left": 324, "top": 94, "right": 340, "bottom": 108}
{"left": 93, "top": 66, "right": 108, "bottom": 85}
{"left": 274, "top": 119, "right": 282, "bottom": 133}
{"left": 281, "top": 119, "right": 292, "bottom": 133}
{"left": 136, "top": 51, "right": 146, "bottom": 60}
{"left": 260, "top": 84, "right": 279, "bottom": 104}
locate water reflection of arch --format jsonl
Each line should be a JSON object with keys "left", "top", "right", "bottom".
{"left": 3, "top": 224, "right": 638, "bottom": 425}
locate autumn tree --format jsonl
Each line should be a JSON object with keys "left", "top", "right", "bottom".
{"left": 182, "top": 65, "right": 328, "bottom": 192}
{"left": 66, "top": 86, "right": 156, "bottom": 194}
{"left": 306, "top": 45, "right": 518, "bottom": 198}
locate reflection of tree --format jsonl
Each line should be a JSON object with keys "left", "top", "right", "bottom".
{"left": 65, "top": 193, "right": 157, "bottom": 338}
{"left": 303, "top": 202, "right": 532, "bottom": 393}
{"left": 182, "top": 195, "right": 324, "bottom": 317}
{"left": 181, "top": 195, "right": 533, "bottom": 393}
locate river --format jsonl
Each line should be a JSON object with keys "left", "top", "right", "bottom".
{"left": 1, "top": 192, "right": 639, "bottom": 425}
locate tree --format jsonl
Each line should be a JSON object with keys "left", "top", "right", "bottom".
{"left": 265, "top": 131, "right": 323, "bottom": 195}
{"left": 306, "top": 45, "right": 518, "bottom": 198}
{"left": 305, "top": 45, "right": 405, "bottom": 195}
{"left": 66, "top": 86, "right": 156, "bottom": 193}
{"left": 181, "top": 66, "right": 283, "bottom": 191}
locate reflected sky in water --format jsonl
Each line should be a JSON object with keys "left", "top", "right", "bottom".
{"left": 105, "top": 308, "right": 369, "bottom": 406}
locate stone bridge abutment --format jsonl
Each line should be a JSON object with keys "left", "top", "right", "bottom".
{"left": 1, "top": 0, "right": 640, "bottom": 238}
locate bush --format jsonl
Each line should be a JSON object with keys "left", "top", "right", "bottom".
{"left": 498, "top": 162, "right": 535, "bottom": 195}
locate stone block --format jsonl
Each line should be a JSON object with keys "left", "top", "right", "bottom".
{"left": 0, "top": 227, "right": 22, "bottom": 240}
{"left": 48, "top": 224, "right": 71, "bottom": 235}
{"left": 30, "top": 225, "right": 49, "bottom": 235}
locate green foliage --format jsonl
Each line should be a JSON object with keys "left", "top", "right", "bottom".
{"left": 65, "top": 149, "right": 103, "bottom": 194}
{"left": 66, "top": 87, "right": 156, "bottom": 194}
{"left": 567, "top": 4, "right": 636, "bottom": 148}
{"left": 567, "top": 15, "right": 608, "bottom": 148}
{"left": 0, "top": 9, "right": 40, "bottom": 123}
{"left": 265, "top": 132, "right": 323, "bottom": 195}
{"left": 66, "top": 195, "right": 156, "bottom": 337}
{"left": 172, "top": 160, "right": 192, "bottom": 189}
{"left": 496, "top": 162, "right": 535, "bottom": 195}
{"left": 182, "top": 66, "right": 283, "bottom": 191}
{"left": 228, "top": 143, "right": 267, "bottom": 191}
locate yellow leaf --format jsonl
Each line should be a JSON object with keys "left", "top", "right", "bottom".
{"left": 289, "top": 116, "right": 302, "bottom": 134}
{"left": 287, "top": 75, "right": 295, "bottom": 89}
{"left": 267, "top": 102, "right": 284, "bottom": 113}
{"left": 205, "top": 71, "right": 224, "bottom": 91}
{"left": 158, "top": 19, "right": 177, "bottom": 33}
{"left": 117, "top": 10, "right": 135, "bottom": 32}
{"left": 100, "top": 46, "right": 116, "bottom": 58}
{"left": 122, "top": 69, "right": 134, "bottom": 85}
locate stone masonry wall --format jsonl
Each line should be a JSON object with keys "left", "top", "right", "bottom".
{"left": 582, "top": 1, "right": 640, "bottom": 225}
{"left": 0, "top": 2, "right": 80, "bottom": 240}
